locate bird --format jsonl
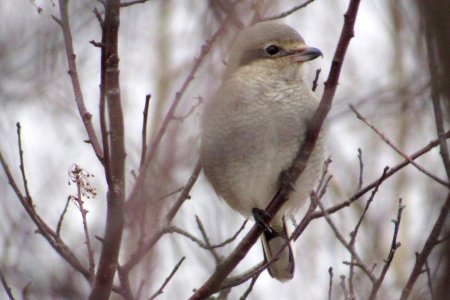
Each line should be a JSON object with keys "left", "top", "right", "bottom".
{"left": 200, "top": 21, "right": 325, "bottom": 281}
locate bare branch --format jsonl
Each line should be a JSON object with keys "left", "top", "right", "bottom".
{"left": 0, "top": 150, "right": 91, "bottom": 281}
{"left": 314, "top": 193, "right": 376, "bottom": 283}
{"left": 56, "top": 197, "right": 71, "bottom": 236}
{"left": 56, "top": 0, "right": 104, "bottom": 162}
{"left": 350, "top": 104, "right": 450, "bottom": 187}
{"left": 368, "top": 198, "right": 405, "bottom": 300}
{"left": 88, "top": 0, "right": 126, "bottom": 298}
{"left": 261, "top": 0, "right": 317, "bottom": 22}
{"left": 312, "top": 130, "right": 450, "bottom": 219}
{"left": 195, "top": 216, "right": 222, "bottom": 263}
{"left": 149, "top": 257, "right": 186, "bottom": 300}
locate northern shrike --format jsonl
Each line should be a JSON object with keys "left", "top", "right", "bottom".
{"left": 200, "top": 21, "right": 325, "bottom": 281}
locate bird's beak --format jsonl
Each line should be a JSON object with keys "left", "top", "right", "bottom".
{"left": 290, "top": 46, "right": 323, "bottom": 62}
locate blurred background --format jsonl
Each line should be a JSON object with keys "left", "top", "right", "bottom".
{"left": 0, "top": 0, "right": 448, "bottom": 299}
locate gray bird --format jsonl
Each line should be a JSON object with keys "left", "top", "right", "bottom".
{"left": 200, "top": 21, "right": 325, "bottom": 281}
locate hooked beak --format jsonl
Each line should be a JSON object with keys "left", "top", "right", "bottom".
{"left": 289, "top": 46, "right": 323, "bottom": 62}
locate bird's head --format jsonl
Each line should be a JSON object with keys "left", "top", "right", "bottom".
{"left": 225, "top": 21, "right": 322, "bottom": 79}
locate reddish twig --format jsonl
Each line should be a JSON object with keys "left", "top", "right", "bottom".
{"left": 190, "top": 1, "right": 361, "bottom": 298}
{"left": 53, "top": 0, "right": 104, "bottom": 162}
{"left": 368, "top": 198, "right": 405, "bottom": 300}
{"left": 148, "top": 257, "right": 186, "bottom": 300}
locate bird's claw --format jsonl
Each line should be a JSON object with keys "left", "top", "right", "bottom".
{"left": 252, "top": 207, "right": 275, "bottom": 235}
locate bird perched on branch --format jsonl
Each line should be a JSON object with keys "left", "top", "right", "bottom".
{"left": 200, "top": 21, "right": 325, "bottom": 281}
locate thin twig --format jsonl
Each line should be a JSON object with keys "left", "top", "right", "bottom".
{"left": 140, "top": 94, "right": 151, "bottom": 169}
{"left": 54, "top": 0, "right": 104, "bottom": 162}
{"left": 148, "top": 257, "right": 186, "bottom": 300}
{"left": 56, "top": 197, "right": 71, "bottom": 236}
{"left": 239, "top": 274, "right": 260, "bottom": 300}
{"left": 328, "top": 267, "right": 333, "bottom": 300}
{"left": 350, "top": 104, "right": 450, "bottom": 187}
{"left": 261, "top": 0, "right": 317, "bottom": 21}
{"left": 356, "top": 148, "right": 363, "bottom": 191}
{"left": 424, "top": 259, "right": 435, "bottom": 300}
{"left": 368, "top": 198, "right": 405, "bottom": 300}
{"left": 16, "top": 123, "right": 32, "bottom": 202}
{"left": 313, "top": 193, "right": 376, "bottom": 283}
{"left": 311, "top": 130, "right": 450, "bottom": 219}
{"left": 195, "top": 215, "right": 221, "bottom": 263}
{"left": 340, "top": 275, "right": 349, "bottom": 300}
{"left": 312, "top": 68, "right": 321, "bottom": 92}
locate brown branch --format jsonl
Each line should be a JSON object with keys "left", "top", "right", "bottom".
{"left": 88, "top": 0, "right": 125, "bottom": 298}
{"left": 368, "top": 198, "right": 405, "bottom": 300}
{"left": 400, "top": 191, "right": 450, "bottom": 299}
{"left": 350, "top": 104, "right": 450, "bottom": 187}
{"left": 0, "top": 150, "right": 91, "bottom": 281}
{"left": 55, "top": 0, "right": 104, "bottom": 162}
{"left": 311, "top": 130, "right": 450, "bottom": 219}
{"left": 190, "top": 1, "right": 361, "bottom": 298}
{"left": 148, "top": 257, "right": 186, "bottom": 300}
{"left": 261, "top": 0, "right": 317, "bottom": 22}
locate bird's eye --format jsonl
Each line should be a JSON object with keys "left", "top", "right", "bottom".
{"left": 265, "top": 45, "right": 280, "bottom": 56}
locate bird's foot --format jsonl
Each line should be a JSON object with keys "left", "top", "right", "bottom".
{"left": 280, "top": 170, "right": 296, "bottom": 192}
{"left": 252, "top": 208, "right": 275, "bottom": 235}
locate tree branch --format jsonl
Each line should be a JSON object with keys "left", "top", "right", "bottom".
{"left": 55, "top": 0, "right": 104, "bottom": 162}
{"left": 88, "top": 0, "right": 125, "bottom": 298}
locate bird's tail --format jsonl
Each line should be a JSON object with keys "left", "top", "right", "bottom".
{"left": 261, "top": 216, "right": 295, "bottom": 281}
